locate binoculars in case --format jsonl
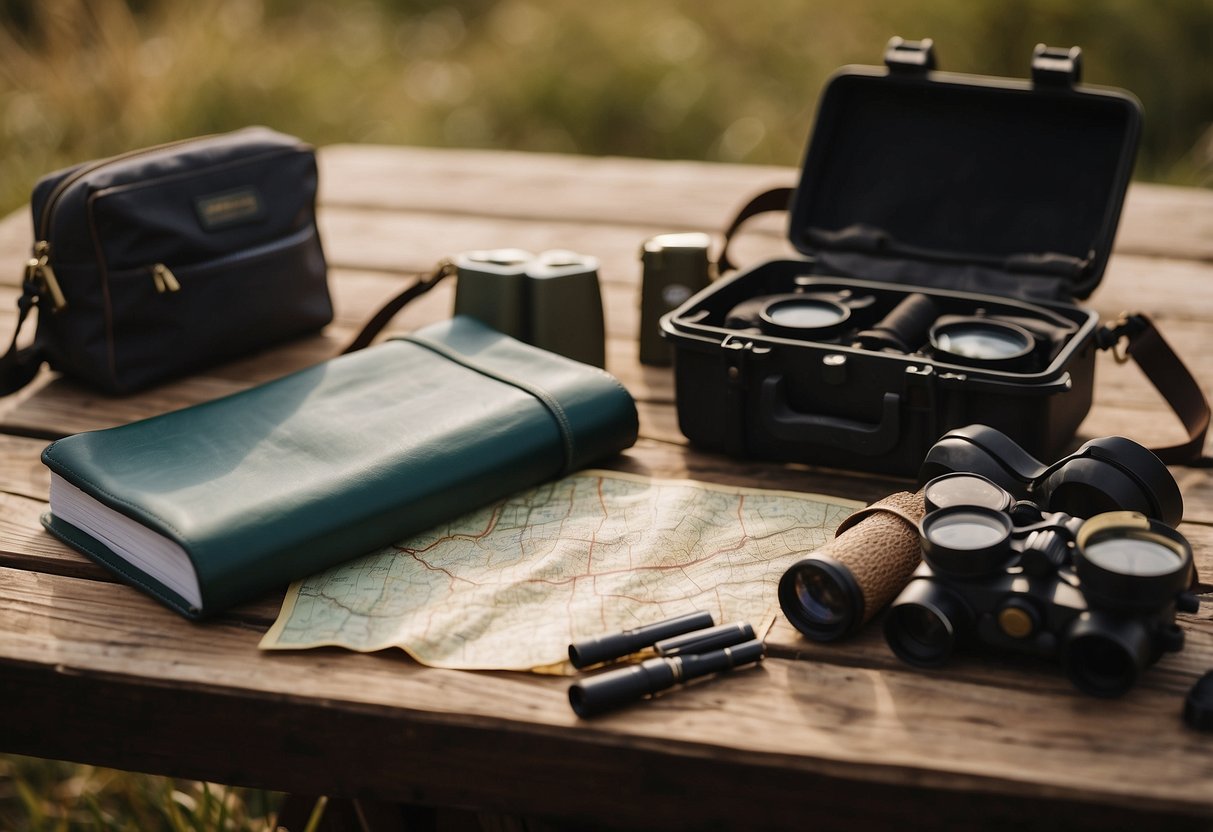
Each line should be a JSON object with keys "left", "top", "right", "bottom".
{"left": 661, "top": 40, "right": 1149, "bottom": 476}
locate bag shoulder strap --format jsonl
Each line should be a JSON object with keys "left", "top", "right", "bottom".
{"left": 1096, "top": 313, "right": 1210, "bottom": 466}
{"left": 716, "top": 186, "right": 794, "bottom": 274}
{"left": 341, "top": 259, "right": 456, "bottom": 354}
{"left": 0, "top": 273, "right": 47, "bottom": 396}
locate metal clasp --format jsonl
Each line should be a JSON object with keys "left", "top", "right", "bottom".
{"left": 1096, "top": 311, "right": 1146, "bottom": 365}
{"left": 1032, "top": 44, "right": 1083, "bottom": 88}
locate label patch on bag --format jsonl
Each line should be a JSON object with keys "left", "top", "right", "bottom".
{"left": 195, "top": 187, "right": 265, "bottom": 230}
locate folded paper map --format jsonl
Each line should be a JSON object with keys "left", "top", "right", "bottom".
{"left": 260, "top": 470, "right": 859, "bottom": 672}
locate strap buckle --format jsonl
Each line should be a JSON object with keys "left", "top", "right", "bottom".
{"left": 423, "top": 258, "right": 457, "bottom": 287}
{"left": 1096, "top": 311, "right": 1148, "bottom": 365}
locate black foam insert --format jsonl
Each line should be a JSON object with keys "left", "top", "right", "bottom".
{"left": 790, "top": 70, "right": 1140, "bottom": 299}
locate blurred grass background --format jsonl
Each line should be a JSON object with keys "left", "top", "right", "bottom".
{"left": 1, "top": 754, "right": 281, "bottom": 831}
{"left": 0, "top": 0, "right": 1211, "bottom": 219}
{"left": 0, "top": 0, "right": 1210, "bottom": 828}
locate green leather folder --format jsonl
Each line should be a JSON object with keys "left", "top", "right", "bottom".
{"left": 41, "top": 316, "right": 639, "bottom": 619}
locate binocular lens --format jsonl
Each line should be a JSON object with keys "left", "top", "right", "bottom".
{"left": 920, "top": 506, "right": 1015, "bottom": 578}
{"left": 777, "top": 559, "right": 862, "bottom": 641}
{"left": 931, "top": 320, "right": 1034, "bottom": 362}
{"left": 762, "top": 299, "right": 849, "bottom": 331}
{"left": 925, "top": 510, "right": 1009, "bottom": 549}
{"left": 922, "top": 473, "right": 1014, "bottom": 514}
{"left": 886, "top": 603, "right": 955, "bottom": 666}
{"left": 792, "top": 568, "right": 849, "bottom": 627}
{"left": 1082, "top": 535, "right": 1183, "bottom": 578}
{"left": 1075, "top": 512, "right": 1194, "bottom": 612}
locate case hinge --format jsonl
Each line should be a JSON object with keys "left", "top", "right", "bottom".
{"left": 1032, "top": 44, "right": 1082, "bottom": 88}
{"left": 884, "top": 37, "right": 936, "bottom": 74}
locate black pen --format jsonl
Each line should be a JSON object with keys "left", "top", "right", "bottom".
{"left": 568, "top": 610, "right": 714, "bottom": 669}
{"left": 569, "top": 638, "right": 765, "bottom": 717}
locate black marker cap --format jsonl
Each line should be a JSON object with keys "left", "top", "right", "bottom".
{"left": 568, "top": 610, "right": 714, "bottom": 669}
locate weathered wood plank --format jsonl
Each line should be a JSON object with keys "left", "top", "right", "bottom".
{"left": 0, "top": 148, "right": 1209, "bottom": 294}
{"left": 0, "top": 565, "right": 1210, "bottom": 828}
{"left": 312, "top": 146, "right": 1213, "bottom": 263}
{"left": 316, "top": 145, "right": 795, "bottom": 234}
{"left": 1117, "top": 182, "right": 1213, "bottom": 264}
{"left": 0, "top": 434, "right": 50, "bottom": 501}
{"left": 0, "top": 490, "right": 103, "bottom": 580}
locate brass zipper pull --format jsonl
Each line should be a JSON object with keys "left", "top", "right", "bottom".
{"left": 152, "top": 262, "right": 181, "bottom": 294}
{"left": 27, "top": 240, "right": 67, "bottom": 311}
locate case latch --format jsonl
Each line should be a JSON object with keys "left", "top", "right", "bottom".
{"left": 884, "top": 37, "right": 936, "bottom": 74}
{"left": 720, "top": 335, "right": 770, "bottom": 385}
{"left": 1032, "top": 44, "right": 1082, "bottom": 88}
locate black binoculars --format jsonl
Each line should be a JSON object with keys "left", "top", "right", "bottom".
{"left": 885, "top": 476, "right": 1199, "bottom": 697}
{"left": 778, "top": 424, "right": 1188, "bottom": 652}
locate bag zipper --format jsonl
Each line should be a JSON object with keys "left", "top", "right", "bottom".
{"left": 25, "top": 240, "right": 66, "bottom": 310}
{"left": 151, "top": 263, "right": 181, "bottom": 294}
{"left": 30, "top": 133, "right": 223, "bottom": 311}
{"left": 144, "top": 224, "right": 316, "bottom": 295}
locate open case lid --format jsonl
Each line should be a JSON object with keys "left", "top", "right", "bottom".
{"left": 788, "top": 39, "right": 1141, "bottom": 301}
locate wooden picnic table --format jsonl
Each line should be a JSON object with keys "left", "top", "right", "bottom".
{"left": 0, "top": 145, "right": 1211, "bottom": 831}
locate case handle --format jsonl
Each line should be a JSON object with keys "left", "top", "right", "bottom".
{"left": 758, "top": 375, "right": 902, "bottom": 456}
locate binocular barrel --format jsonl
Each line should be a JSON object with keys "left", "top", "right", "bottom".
{"left": 778, "top": 490, "right": 925, "bottom": 641}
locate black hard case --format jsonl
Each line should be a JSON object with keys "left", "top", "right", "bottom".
{"left": 661, "top": 45, "right": 1141, "bottom": 476}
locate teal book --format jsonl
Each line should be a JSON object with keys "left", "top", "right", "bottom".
{"left": 41, "top": 316, "right": 639, "bottom": 619}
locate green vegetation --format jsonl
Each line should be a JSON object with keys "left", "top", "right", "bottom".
{"left": 0, "top": 0, "right": 1210, "bottom": 217}
{"left": 0, "top": 0, "right": 1209, "bottom": 827}
{"left": 0, "top": 754, "right": 280, "bottom": 831}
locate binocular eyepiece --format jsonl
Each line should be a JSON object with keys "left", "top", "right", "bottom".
{"left": 920, "top": 424, "right": 1183, "bottom": 527}
{"left": 453, "top": 248, "right": 606, "bottom": 368}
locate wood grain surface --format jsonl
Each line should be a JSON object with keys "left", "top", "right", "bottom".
{"left": 0, "top": 145, "right": 1210, "bottom": 829}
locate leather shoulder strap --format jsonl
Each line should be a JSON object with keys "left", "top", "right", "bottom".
{"left": 341, "top": 259, "right": 456, "bottom": 354}
{"left": 0, "top": 275, "right": 46, "bottom": 396}
{"left": 716, "top": 186, "right": 794, "bottom": 274}
{"left": 1097, "top": 313, "right": 1210, "bottom": 466}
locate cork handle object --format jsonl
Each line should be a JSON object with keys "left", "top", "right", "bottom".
{"left": 825, "top": 490, "right": 926, "bottom": 627}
